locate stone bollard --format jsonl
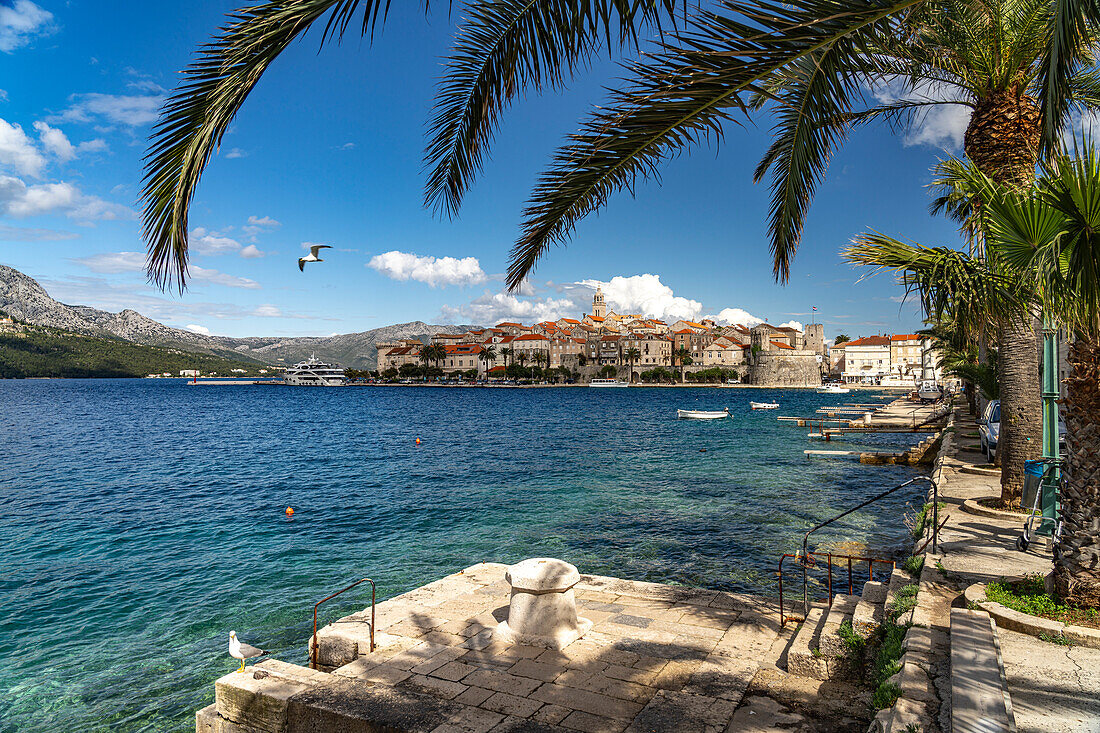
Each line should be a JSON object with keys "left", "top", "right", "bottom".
{"left": 495, "top": 558, "right": 592, "bottom": 649}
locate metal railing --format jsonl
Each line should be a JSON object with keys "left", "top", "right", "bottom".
{"left": 778, "top": 551, "right": 895, "bottom": 626}
{"left": 310, "top": 577, "right": 376, "bottom": 669}
{"left": 777, "top": 475, "right": 938, "bottom": 625}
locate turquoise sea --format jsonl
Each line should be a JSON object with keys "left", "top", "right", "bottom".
{"left": 0, "top": 380, "right": 931, "bottom": 732}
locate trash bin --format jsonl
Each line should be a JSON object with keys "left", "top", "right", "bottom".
{"left": 1022, "top": 459, "right": 1044, "bottom": 509}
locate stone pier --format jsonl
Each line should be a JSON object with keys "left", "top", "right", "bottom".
{"left": 197, "top": 563, "right": 781, "bottom": 733}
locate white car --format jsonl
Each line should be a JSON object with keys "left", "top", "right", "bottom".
{"left": 979, "top": 400, "right": 1001, "bottom": 461}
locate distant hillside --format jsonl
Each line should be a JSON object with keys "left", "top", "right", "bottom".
{"left": 0, "top": 265, "right": 476, "bottom": 369}
{"left": 0, "top": 321, "right": 272, "bottom": 379}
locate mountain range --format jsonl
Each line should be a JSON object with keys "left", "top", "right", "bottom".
{"left": 0, "top": 265, "right": 475, "bottom": 369}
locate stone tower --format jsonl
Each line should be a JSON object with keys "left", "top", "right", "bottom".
{"left": 592, "top": 285, "right": 606, "bottom": 319}
{"left": 750, "top": 324, "right": 771, "bottom": 354}
{"left": 804, "top": 323, "right": 825, "bottom": 356}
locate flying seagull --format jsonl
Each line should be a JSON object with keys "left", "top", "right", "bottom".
{"left": 228, "top": 631, "right": 266, "bottom": 673}
{"left": 298, "top": 244, "right": 331, "bottom": 272}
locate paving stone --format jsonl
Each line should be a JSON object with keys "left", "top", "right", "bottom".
{"left": 601, "top": 664, "right": 661, "bottom": 686}
{"left": 531, "top": 703, "right": 572, "bottom": 725}
{"left": 510, "top": 659, "right": 567, "bottom": 682}
{"left": 332, "top": 657, "right": 380, "bottom": 679}
{"left": 287, "top": 678, "right": 462, "bottom": 732}
{"left": 456, "top": 686, "right": 496, "bottom": 707}
{"left": 389, "top": 642, "right": 454, "bottom": 671}
{"left": 432, "top": 661, "right": 479, "bottom": 682}
{"left": 624, "top": 690, "right": 736, "bottom": 732}
{"left": 611, "top": 638, "right": 709, "bottom": 662}
{"left": 360, "top": 663, "right": 413, "bottom": 686}
{"left": 651, "top": 660, "right": 701, "bottom": 690}
{"left": 414, "top": 648, "right": 470, "bottom": 675}
{"left": 423, "top": 631, "right": 470, "bottom": 647}
{"left": 464, "top": 668, "right": 543, "bottom": 697}
{"left": 400, "top": 673, "right": 469, "bottom": 700}
{"left": 432, "top": 705, "right": 506, "bottom": 733}
{"left": 681, "top": 657, "right": 756, "bottom": 704}
{"left": 607, "top": 614, "right": 652, "bottom": 629}
{"left": 559, "top": 710, "right": 629, "bottom": 733}
{"left": 481, "top": 691, "right": 545, "bottom": 718}
{"left": 215, "top": 669, "right": 312, "bottom": 731}
{"left": 530, "top": 683, "right": 644, "bottom": 720}
{"left": 490, "top": 716, "right": 569, "bottom": 733}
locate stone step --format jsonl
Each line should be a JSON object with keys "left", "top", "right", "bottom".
{"left": 852, "top": 581, "right": 887, "bottom": 638}
{"left": 884, "top": 566, "right": 914, "bottom": 623}
{"left": 786, "top": 606, "right": 828, "bottom": 680}
{"left": 817, "top": 594, "right": 859, "bottom": 658}
{"left": 951, "top": 609, "right": 1016, "bottom": 733}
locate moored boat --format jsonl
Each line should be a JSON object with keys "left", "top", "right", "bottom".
{"left": 817, "top": 384, "right": 850, "bottom": 394}
{"left": 750, "top": 401, "right": 779, "bottom": 410}
{"left": 677, "top": 408, "right": 730, "bottom": 420}
{"left": 282, "top": 354, "right": 346, "bottom": 386}
{"left": 589, "top": 378, "right": 629, "bottom": 387}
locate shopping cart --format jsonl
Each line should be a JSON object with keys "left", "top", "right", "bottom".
{"left": 1015, "top": 458, "right": 1063, "bottom": 552}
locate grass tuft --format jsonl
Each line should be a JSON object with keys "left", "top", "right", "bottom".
{"left": 901, "top": 555, "right": 925, "bottom": 577}
{"left": 986, "top": 575, "right": 1099, "bottom": 628}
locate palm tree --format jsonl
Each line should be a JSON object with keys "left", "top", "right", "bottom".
{"left": 500, "top": 347, "right": 513, "bottom": 368}
{"left": 673, "top": 347, "right": 693, "bottom": 383}
{"left": 418, "top": 345, "right": 434, "bottom": 381}
{"left": 624, "top": 347, "right": 641, "bottom": 382}
{"left": 139, "top": 0, "right": 1100, "bottom": 293}
{"left": 479, "top": 345, "right": 497, "bottom": 380}
{"left": 979, "top": 148, "right": 1100, "bottom": 608}
{"left": 517, "top": 352, "right": 529, "bottom": 370}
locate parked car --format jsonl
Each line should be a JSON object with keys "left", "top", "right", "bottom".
{"left": 978, "top": 400, "right": 1001, "bottom": 461}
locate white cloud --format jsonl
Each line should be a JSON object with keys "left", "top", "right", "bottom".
{"left": 185, "top": 324, "right": 211, "bottom": 335}
{"left": 776, "top": 320, "right": 804, "bottom": 331}
{"left": 441, "top": 290, "right": 577, "bottom": 324}
{"left": 0, "top": 224, "right": 77, "bottom": 241}
{"left": 73, "top": 251, "right": 146, "bottom": 273}
{"left": 710, "top": 308, "right": 763, "bottom": 327}
{"left": 76, "top": 138, "right": 108, "bottom": 155}
{"left": 32, "top": 121, "right": 73, "bottom": 161}
{"left": 336, "top": 142, "right": 355, "bottom": 150}
{"left": 578, "top": 274, "right": 702, "bottom": 321}
{"left": 247, "top": 215, "right": 280, "bottom": 227}
{"left": 225, "top": 147, "right": 246, "bottom": 159}
{"left": 0, "top": 0, "right": 53, "bottom": 53}
{"left": 368, "top": 250, "right": 487, "bottom": 287}
{"left": 190, "top": 231, "right": 241, "bottom": 256}
{"left": 189, "top": 265, "right": 260, "bottom": 289}
{"left": 0, "top": 118, "right": 45, "bottom": 176}
{"left": 0, "top": 89, "right": 8, "bottom": 102}
{"left": 0, "top": 175, "right": 132, "bottom": 221}
{"left": 252, "top": 304, "right": 281, "bottom": 317}
{"left": 239, "top": 244, "right": 265, "bottom": 258}
{"left": 53, "top": 93, "right": 164, "bottom": 127}
{"left": 870, "top": 79, "right": 971, "bottom": 152}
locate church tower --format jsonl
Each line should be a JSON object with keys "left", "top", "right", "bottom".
{"left": 592, "top": 285, "right": 606, "bottom": 319}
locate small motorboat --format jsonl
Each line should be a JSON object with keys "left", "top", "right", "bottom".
{"left": 750, "top": 401, "right": 779, "bottom": 410}
{"left": 677, "top": 408, "right": 730, "bottom": 420}
{"left": 818, "top": 384, "right": 850, "bottom": 394}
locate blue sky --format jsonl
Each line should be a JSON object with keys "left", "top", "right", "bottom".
{"left": 0, "top": 1, "right": 970, "bottom": 340}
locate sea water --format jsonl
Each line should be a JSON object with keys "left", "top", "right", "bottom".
{"left": 0, "top": 380, "right": 929, "bottom": 731}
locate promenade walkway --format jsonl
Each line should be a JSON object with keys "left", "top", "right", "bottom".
{"left": 933, "top": 407, "right": 1100, "bottom": 733}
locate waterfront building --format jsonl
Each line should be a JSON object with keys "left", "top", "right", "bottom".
{"left": 888, "top": 334, "right": 923, "bottom": 383}
{"left": 841, "top": 335, "right": 892, "bottom": 383}
{"left": 510, "top": 333, "right": 550, "bottom": 365}
{"left": 442, "top": 344, "right": 486, "bottom": 374}
{"left": 623, "top": 332, "right": 672, "bottom": 368}
{"left": 597, "top": 334, "right": 623, "bottom": 365}
{"left": 702, "top": 337, "right": 747, "bottom": 368}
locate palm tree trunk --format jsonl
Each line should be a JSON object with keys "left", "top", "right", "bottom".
{"left": 1054, "top": 339, "right": 1100, "bottom": 608}
{"left": 964, "top": 88, "right": 1043, "bottom": 505}
{"left": 995, "top": 318, "right": 1043, "bottom": 504}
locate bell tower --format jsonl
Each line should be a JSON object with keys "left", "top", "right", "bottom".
{"left": 592, "top": 285, "right": 606, "bottom": 319}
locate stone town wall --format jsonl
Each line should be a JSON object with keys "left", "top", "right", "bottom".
{"left": 748, "top": 352, "right": 822, "bottom": 387}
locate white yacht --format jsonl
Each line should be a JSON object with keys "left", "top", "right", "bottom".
{"left": 589, "top": 378, "right": 630, "bottom": 387}
{"left": 818, "top": 384, "right": 850, "bottom": 394}
{"left": 282, "top": 354, "right": 346, "bottom": 386}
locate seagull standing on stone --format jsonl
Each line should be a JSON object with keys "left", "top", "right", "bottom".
{"left": 298, "top": 244, "right": 331, "bottom": 272}
{"left": 228, "top": 631, "right": 266, "bottom": 673}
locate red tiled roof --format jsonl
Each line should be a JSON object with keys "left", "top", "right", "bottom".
{"left": 560, "top": 318, "right": 580, "bottom": 324}
{"left": 891, "top": 334, "right": 922, "bottom": 341}
{"left": 771, "top": 341, "right": 794, "bottom": 350}
{"left": 846, "top": 335, "right": 891, "bottom": 347}
{"left": 496, "top": 322, "right": 521, "bottom": 327}
{"left": 589, "top": 315, "right": 605, "bottom": 322}
{"left": 514, "top": 334, "right": 549, "bottom": 341}
{"left": 674, "top": 328, "right": 694, "bottom": 334}
{"left": 489, "top": 365, "right": 506, "bottom": 373}
{"left": 444, "top": 344, "right": 483, "bottom": 355}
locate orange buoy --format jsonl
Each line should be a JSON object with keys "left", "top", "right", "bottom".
{"left": 285, "top": 507, "right": 294, "bottom": 517}
{"left": 415, "top": 438, "right": 421, "bottom": 445}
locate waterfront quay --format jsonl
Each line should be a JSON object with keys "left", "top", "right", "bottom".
{"left": 200, "top": 563, "right": 784, "bottom": 733}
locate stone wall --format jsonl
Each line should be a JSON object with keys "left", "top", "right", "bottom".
{"left": 748, "top": 352, "right": 822, "bottom": 387}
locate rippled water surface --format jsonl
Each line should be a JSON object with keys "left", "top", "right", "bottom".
{"left": 0, "top": 380, "right": 932, "bottom": 731}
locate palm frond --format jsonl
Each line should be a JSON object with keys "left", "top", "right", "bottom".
{"left": 1035, "top": 0, "right": 1100, "bottom": 155}
{"left": 505, "top": 0, "right": 927, "bottom": 290}
{"left": 423, "top": 0, "right": 677, "bottom": 217}
{"left": 141, "top": 0, "right": 397, "bottom": 291}
{"left": 843, "top": 231, "right": 1026, "bottom": 327}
